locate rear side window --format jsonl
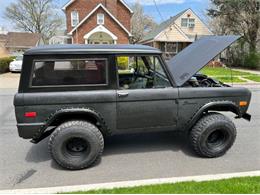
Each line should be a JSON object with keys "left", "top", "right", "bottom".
{"left": 31, "top": 58, "right": 108, "bottom": 87}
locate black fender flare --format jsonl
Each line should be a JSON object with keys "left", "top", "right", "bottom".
{"left": 32, "top": 108, "right": 110, "bottom": 143}
{"left": 185, "top": 101, "right": 241, "bottom": 131}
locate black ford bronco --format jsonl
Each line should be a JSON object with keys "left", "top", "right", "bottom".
{"left": 14, "top": 36, "right": 251, "bottom": 170}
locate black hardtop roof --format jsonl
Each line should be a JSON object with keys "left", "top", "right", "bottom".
{"left": 24, "top": 44, "right": 162, "bottom": 55}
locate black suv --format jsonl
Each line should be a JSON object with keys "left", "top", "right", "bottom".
{"left": 14, "top": 36, "right": 251, "bottom": 170}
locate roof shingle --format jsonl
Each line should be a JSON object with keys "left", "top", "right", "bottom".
{"left": 141, "top": 9, "right": 188, "bottom": 42}
{"left": 5, "top": 32, "right": 41, "bottom": 48}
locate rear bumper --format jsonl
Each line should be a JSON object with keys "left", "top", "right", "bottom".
{"left": 17, "top": 123, "right": 45, "bottom": 139}
{"left": 242, "top": 113, "right": 251, "bottom": 121}
{"left": 9, "top": 66, "right": 21, "bottom": 72}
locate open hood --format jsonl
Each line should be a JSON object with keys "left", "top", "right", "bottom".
{"left": 167, "top": 35, "right": 240, "bottom": 87}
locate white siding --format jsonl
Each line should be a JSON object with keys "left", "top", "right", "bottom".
{"left": 175, "top": 9, "right": 213, "bottom": 36}
{"left": 155, "top": 24, "right": 191, "bottom": 42}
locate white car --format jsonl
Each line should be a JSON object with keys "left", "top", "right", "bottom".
{"left": 9, "top": 56, "right": 23, "bottom": 72}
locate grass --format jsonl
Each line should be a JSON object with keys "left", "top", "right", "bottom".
{"left": 201, "top": 67, "right": 260, "bottom": 83}
{"left": 67, "top": 176, "right": 260, "bottom": 194}
{"left": 201, "top": 67, "right": 253, "bottom": 77}
{"left": 243, "top": 75, "right": 260, "bottom": 82}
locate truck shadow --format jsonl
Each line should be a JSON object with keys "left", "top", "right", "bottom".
{"left": 103, "top": 131, "right": 195, "bottom": 157}
{"left": 25, "top": 131, "right": 197, "bottom": 170}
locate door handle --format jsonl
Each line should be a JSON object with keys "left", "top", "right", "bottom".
{"left": 118, "top": 92, "right": 129, "bottom": 97}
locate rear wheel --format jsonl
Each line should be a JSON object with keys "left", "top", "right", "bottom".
{"left": 48, "top": 120, "right": 104, "bottom": 170}
{"left": 190, "top": 113, "right": 236, "bottom": 158}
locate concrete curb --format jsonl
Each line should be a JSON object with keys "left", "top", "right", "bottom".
{"left": 1, "top": 170, "right": 260, "bottom": 194}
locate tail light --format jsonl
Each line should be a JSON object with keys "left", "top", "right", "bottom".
{"left": 24, "top": 112, "right": 37, "bottom": 118}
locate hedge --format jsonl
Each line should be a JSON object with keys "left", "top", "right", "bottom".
{"left": 244, "top": 52, "right": 260, "bottom": 70}
{"left": 0, "top": 56, "right": 15, "bottom": 74}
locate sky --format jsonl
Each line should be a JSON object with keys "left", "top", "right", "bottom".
{"left": 0, "top": 0, "right": 210, "bottom": 31}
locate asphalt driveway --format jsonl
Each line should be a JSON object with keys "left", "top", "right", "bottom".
{"left": 0, "top": 73, "right": 259, "bottom": 190}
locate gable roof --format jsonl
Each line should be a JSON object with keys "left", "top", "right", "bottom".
{"left": 62, "top": 0, "right": 133, "bottom": 13}
{"left": 141, "top": 8, "right": 212, "bottom": 43}
{"left": 141, "top": 9, "right": 188, "bottom": 42}
{"left": 5, "top": 32, "right": 41, "bottom": 48}
{"left": 68, "top": 3, "right": 131, "bottom": 36}
{"left": 154, "top": 23, "right": 192, "bottom": 42}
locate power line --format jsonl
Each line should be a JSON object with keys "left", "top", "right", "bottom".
{"left": 152, "top": 0, "right": 170, "bottom": 44}
{"left": 153, "top": 0, "right": 165, "bottom": 22}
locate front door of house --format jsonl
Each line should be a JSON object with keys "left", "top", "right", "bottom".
{"left": 92, "top": 41, "right": 110, "bottom": 44}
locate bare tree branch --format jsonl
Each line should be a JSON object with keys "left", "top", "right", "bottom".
{"left": 130, "top": 1, "right": 157, "bottom": 44}
{"left": 4, "top": 0, "right": 63, "bottom": 44}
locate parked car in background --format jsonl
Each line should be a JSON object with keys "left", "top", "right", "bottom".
{"left": 9, "top": 55, "right": 23, "bottom": 72}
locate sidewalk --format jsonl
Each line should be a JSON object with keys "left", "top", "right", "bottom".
{"left": 230, "top": 83, "right": 260, "bottom": 89}
{"left": 233, "top": 68, "right": 260, "bottom": 75}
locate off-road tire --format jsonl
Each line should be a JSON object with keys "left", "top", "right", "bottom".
{"left": 48, "top": 120, "right": 104, "bottom": 170}
{"left": 190, "top": 113, "right": 236, "bottom": 158}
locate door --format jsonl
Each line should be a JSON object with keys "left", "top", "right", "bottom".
{"left": 116, "top": 55, "right": 178, "bottom": 130}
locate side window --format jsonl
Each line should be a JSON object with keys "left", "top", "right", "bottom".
{"left": 31, "top": 58, "right": 107, "bottom": 87}
{"left": 117, "top": 56, "right": 171, "bottom": 90}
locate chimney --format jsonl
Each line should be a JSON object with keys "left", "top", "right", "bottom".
{"left": 105, "top": 0, "right": 117, "bottom": 17}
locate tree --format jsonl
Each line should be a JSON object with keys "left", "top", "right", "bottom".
{"left": 130, "top": 1, "right": 157, "bottom": 44}
{"left": 208, "top": 0, "right": 260, "bottom": 53}
{"left": 5, "top": 0, "right": 63, "bottom": 44}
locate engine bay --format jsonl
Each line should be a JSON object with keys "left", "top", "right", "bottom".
{"left": 184, "top": 73, "right": 230, "bottom": 88}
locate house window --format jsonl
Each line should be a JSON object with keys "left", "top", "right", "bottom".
{"left": 97, "top": 14, "right": 105, "bottom": 25}
{"left": 188, "top": 18, "right": 195, "bottom": 28}
{"left": 181, "top": 18, "right": 195, "bottom": 28}
{"left": 71, "top": 11, "right": 79, "bottom": 27}
{"left": 181, "top": 18, "right": 188, "bottom": 27}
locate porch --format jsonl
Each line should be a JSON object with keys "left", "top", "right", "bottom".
{"left": 148, "top": 41, "right": 191, "bottom": 61}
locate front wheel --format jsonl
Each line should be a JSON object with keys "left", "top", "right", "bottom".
{"left": 190, "top": 113, "right": 237, "bottom": 158}
{"left": 48, "top": 120, "right": 104, "bottom": 170}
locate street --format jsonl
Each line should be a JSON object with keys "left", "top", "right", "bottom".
{"left": 0, "top": 79, "right": 259, "bottom": 190}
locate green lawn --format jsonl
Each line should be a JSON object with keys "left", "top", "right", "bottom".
{"left": 244, "top": 75, "right": 260, "bottom": 82}
{"left": 201, "top": 67, "right": 253, "bottom": 77}
{"left": 201, "top": 67, "right": 260, "bottom": 83}
{"left": 67, "top": 176, "right": 260, "bottom": 194}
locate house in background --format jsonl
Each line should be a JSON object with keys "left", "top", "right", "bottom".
{"left": 49, "top": 30, "right": 72, "bottom": 45}
{"left": 0, "top": 32, "right": 42, "bottom": 56}
{"left": 140, "top": 8, "right": 213, "bottom": 60}
{"left": 62, "top": 0, "right": 133, "bottom": 44}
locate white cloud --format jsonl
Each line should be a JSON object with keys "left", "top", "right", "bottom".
{"left": 125, "top": 0, "right": 186, "bottom": 5}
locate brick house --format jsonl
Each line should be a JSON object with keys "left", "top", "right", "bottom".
{"left": 62, "top": 0, "right": 133, "bottom": 44}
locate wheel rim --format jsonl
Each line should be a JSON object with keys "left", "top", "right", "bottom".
{"left": 62, "top": 137, "right": 90, "bottom": 158}
{"left": 206, "top": 129, "right": 229, "bottom": 150}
